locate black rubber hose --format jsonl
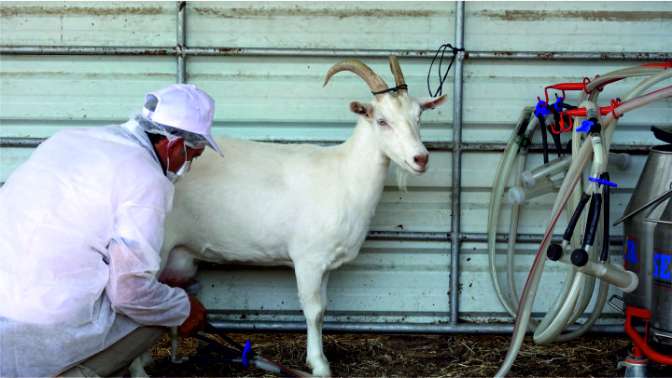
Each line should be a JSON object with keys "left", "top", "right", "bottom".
{"left": 516, "top": 114, "right": 530, "bottom": 137}
{"left": 551, "top": 132, "right": 564, "bottom": 158}
{"left": 600, "top": 173, "right": 611, "bottom": 262}
{"left": 539, "top": 116, "right": 550, "bottom": 164}
{"left": 582, "top": 193, "right": 603, "bottom": 249}
{"left": 563, "top": 193, "right": 591, "bottom": 242}
{"left": 550, "top": 107, "right": 564, "bottom": 158}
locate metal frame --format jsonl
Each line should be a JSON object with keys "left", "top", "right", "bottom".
{"left": 1, "top": 46, "right": 669, "bottom": 61}
{"left": 210, "top": 319, "right": 623, "bottom": 334}
{"left": 1, "top": 1, "right": 669, "bottom": 334}
{"left": 450, "top": 1, "right": 465, "bottom": 325}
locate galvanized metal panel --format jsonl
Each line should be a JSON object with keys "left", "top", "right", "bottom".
{"left": 187, "top": 2, "right": 455, "bottom": 51}
{"left": 0, "top": 2, "right": 176, "bottom": 47}
{"left": 466, "top": 2, "right": 672, "bottom": 53}
{"left": 1, "top": 1, "right": 670, "bottom": 327}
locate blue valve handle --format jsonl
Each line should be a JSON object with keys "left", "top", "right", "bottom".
{"left": 577, "top": 119, "right": 594, "bottom": 133}
{"left": 241, "top": 339, "right": 252, "bottom": 368}
{"left": 589, "top": 176, "right": 618, "bottom": 188}
{"left": 552, "top": 96, "right": 565, "bottom": 113}
{"left": 534, "top": 99, "right": 551, "bottom": 118}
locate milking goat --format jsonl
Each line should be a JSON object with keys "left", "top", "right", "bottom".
{"left": 159, "top": 56, "right": 446, "bottom": 376}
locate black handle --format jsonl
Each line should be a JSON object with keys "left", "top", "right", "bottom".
{"left": 547, "top": 243, "right": 564, "bottom": 261}
{"left": 571, "top": 248, "right": 589, "bottom": 267}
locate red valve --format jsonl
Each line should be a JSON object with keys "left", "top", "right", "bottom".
{"left": 553, "top": 99, "right": 623, "bottom": 134}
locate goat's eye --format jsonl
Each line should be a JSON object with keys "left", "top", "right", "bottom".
{"left": 377, "top": 119, "right": 389, "bottom": 127}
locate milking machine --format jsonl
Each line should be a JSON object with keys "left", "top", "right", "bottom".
{"left": 166, "top": 322, "right": 311, "bottom": 377}
{"left": 166, "top": 284, "right": 312, "bottom": 377}
{"left": 486, "top": 62, "right": 672, "bottom": 376}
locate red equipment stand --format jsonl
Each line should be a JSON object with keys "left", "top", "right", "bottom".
{"left": 621, "top": 305, "right": 672, "bottom": 377}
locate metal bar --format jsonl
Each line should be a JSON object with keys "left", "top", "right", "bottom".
{"left": 459, "top": 232, "right": 625, "bottom": 247}
{"left": 0, "top": 46, "right": 175, "bottom": 55}
{"left": 184, "top": 47, "right": 439, "bottom": 58}
{"left": 1, "top": 45, "right": 670, "bottom": 61}
{"left": 0, "top": 137, "right": 653, "bottom": 155}
{"left": 461, "top": 143, "right": 654, "bottom": 155}
{"left": 449, "top": 1, "right": 465, "bottom": 325}
{"left": 176, "top": 1, "right": 187, "bottom": 84}
{"left": 466, "top": 51, "right": 672, "bottom": 61}
{"left": 209, "top": 319, "right": 624, "bottom": 335}
{"left": 368, "top": 230, "right": 626, "bottom": 246}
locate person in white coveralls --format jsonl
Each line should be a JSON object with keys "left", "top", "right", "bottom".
{"left": 0, "top": 84, "right": 222, "bottom": 376}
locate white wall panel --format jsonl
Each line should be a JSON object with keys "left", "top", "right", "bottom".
{"left": 187, "top": 2, "right": 454, "bottom": 51}
{"left": 187, "top": 56, "right": 452, "bottom": 141}
{"left": 466, "top": 2, "right": 672, "bottom": 53}
{"left": 0, "top": 55, "right": 176, "bottom": 125}
{"left": 0, "top": 2, "right": 176, "bottom": 47}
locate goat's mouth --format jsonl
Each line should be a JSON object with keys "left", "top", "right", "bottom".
{"left": 403, "top": 160, "right": 427, "bottom": 175}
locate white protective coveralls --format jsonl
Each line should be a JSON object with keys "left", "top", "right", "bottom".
{"left": 0, "top": 119, "right": 190, "bottom": 376}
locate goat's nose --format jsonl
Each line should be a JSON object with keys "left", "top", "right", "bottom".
{"left": 414, "top": 154, "right": 429, "bottom": 169}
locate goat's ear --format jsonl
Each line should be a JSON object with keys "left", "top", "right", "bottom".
{"left": 350, "top": 101, "right": 373, "bottom": 118}
{"left": 421, "top": 95, "right": 447, "bottom": 111}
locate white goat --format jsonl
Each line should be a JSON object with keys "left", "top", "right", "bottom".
{"left": 159, "top": 57, "right": 446, "bottom": 376}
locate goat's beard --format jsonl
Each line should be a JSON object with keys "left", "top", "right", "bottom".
{"left": 395, "top": 166, "right": 409, "bottom": 193}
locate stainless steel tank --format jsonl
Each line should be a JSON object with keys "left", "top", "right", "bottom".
{"left": 621, "top": 144, "right": 672, "bottom": 310}
{"left": 651, "top": 200, "right": 672, "bottom": 347}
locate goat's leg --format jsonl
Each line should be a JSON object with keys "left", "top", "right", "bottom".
{"left": 294, "top": 264, "right": 331, "bottom": 377}
{"left": 128, "top": 351, "right": 153, "bottom": 378}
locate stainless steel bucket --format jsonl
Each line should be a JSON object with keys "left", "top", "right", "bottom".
{"left": 620, "top": 145, "right": 672, "bottom": 310}
{"left": 650, "top": 199, "right": 672, "bottom": 346}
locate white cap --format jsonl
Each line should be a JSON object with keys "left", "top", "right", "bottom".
{"left": 520, "top": 171, "right": 536, "bottom": 188}
{"left": 507, "top": 186, "right": 526, "bottom": 205}
{"left": 142, "top": 84, "right": 223, "bottom": 156}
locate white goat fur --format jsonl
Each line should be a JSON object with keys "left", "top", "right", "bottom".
{"left": 159, "top": 72, "right": 446, "bottom": 376}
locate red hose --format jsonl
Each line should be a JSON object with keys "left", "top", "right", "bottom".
{"left": 624, "top": 306, "right": 672, "bottom": 365}
{"left": 640, "top": 61, "right": 672, "bottom": 69}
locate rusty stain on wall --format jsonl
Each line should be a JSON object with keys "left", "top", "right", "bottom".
{"left": 192, "top": 6, "right": 441, "bottom": 19}
{"left": 0, "top": 5, "right": 164, "bottom": 17}
{"left": 479, "top": 9, "right": 672, "bottom": 22}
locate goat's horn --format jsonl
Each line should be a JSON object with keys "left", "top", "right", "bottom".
{"left": 323, "top": 60, "right": 388, "bottom": 94}
{"left": 388, "top": 55, "right": 406, "bottom": 90}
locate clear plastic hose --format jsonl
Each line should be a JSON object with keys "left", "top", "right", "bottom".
{"left": 487, "top": 111, "right": 538, "bottom": 319}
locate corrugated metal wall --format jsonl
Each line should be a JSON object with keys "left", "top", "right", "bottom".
{"left": 1, "top": 1, "right": 671, "bottom": 330}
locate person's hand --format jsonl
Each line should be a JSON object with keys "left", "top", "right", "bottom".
{"left": 178, "top": 294, "right": 207, "bottom": 337}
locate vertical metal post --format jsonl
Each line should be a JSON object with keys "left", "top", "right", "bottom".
{"left": 450, "top": 1, "right": 465, "bottom": 325}
{"left": 176, "top": 1, "right": 187, "bottom": 83}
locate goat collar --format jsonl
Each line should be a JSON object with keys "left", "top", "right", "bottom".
{"left": 371, "top": 84, "right": 408, "bottom": 96}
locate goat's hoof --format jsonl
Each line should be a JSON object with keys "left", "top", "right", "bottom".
{"left": 309, "top": 362, "right": 331, "bottom": 377}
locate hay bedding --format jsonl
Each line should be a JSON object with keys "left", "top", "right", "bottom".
{"left": 147, "top": 333, "right": 672, "bottom": 377}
